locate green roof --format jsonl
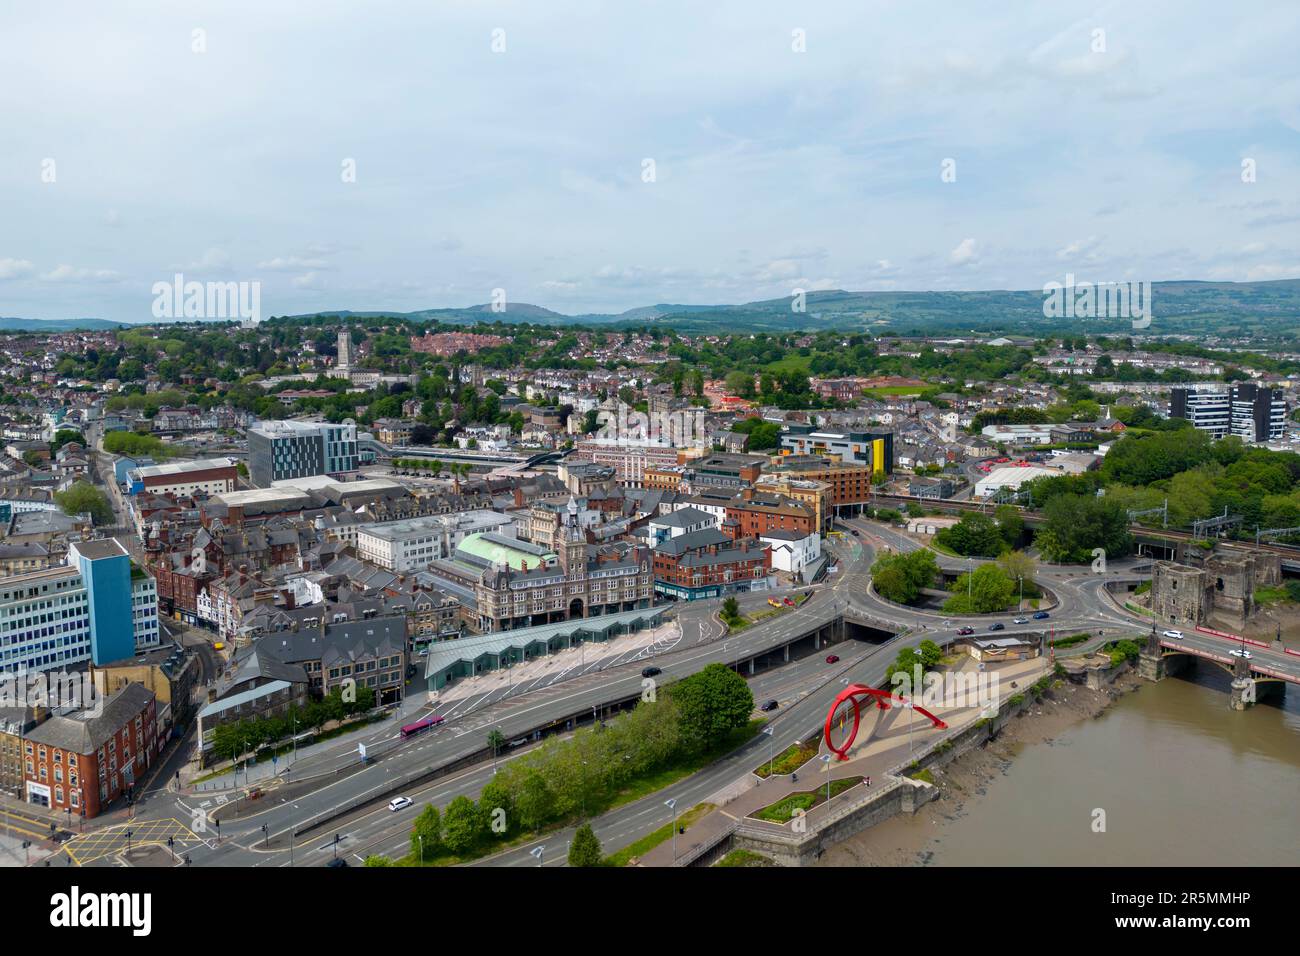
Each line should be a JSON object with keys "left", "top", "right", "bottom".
{"left": 457, "top": 532, "right": 555, "bottom": 571}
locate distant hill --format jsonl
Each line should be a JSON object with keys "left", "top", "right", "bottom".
{"left": 288, "top": 278, "right": 1300, "bottom": 338}
{"left": 14, "top": 277, "right": 1300, "bottom": 337}
{"left": 0, "top": 316, "right": 128, "bottom": 332}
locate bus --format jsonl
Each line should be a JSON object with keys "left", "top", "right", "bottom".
{"left": 400, "top": 715, "right": 445, "bottom": 739}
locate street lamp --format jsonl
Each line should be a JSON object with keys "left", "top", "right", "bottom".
{"left": 664, "top": 798, "right": 678, "bottom": 861}
{"left": 820, "top": 753, "right": 833, "bottom": 809}
{"left": 761, "top": 726, "right": 775, "bottom": 777}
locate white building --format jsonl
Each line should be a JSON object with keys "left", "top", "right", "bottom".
{"left": 980, "top": 424, "right": 1054, "bottom": 446}
{"left": 761, "top": 529, "right": 822, "bottom": 576}
{"left": 648, "top": 506, "right": 716, "bottom": 546}
{"left": 974, "top": 465, "right": 1058, "bottom": 498}
{"left": 356, "top": 510, "right": 515, "bottom": 573}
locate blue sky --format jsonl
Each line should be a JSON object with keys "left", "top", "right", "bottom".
{"left": 2, "top": 0, "right": 1298, "bottom": 322}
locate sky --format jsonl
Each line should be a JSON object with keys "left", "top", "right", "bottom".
{"left": 1, "top": 0, "right": 1298, "bottom": 323}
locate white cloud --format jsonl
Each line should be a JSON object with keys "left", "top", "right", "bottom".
{"left": 0, "top": 258, "right": 36, "bottom": 280}
{"left": 950, "top": 239, "right": 979, "bottom": 265}
{"left": 39, "top": 264, "right": 121, "bottom": 282}
{"left": 258, "top": 255, "right": 331, "bottom": 271}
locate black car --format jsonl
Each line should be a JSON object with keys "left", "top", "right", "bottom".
{"left": 759, "top": 699, "right": 779, "bottom": 712}
{"left": 1033, "top": 611, "right": 1050, "bottom": 620}
{"left": 988, "top": 622, "right": 1005, "bottom": 631}
{"left": 641, "top": 666, "right": 662, "bottom": 678}
{"left": 850, "top": 529, "right": 859, "bottom": 537}
{"left": 326, "top": 858, "right": 349, "bottom": 868}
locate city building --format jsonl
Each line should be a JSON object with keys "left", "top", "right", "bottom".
{"left": 247, "top": 420, "right": 358, "bottom": 486}
{"left": 779, "top": 427, "right": 894, "bottom": 473}
{"left": 429, "top": 499, "right": 653, "bottom": 632}
{"left": 652, "top": 527, "right": 771, "bottom": 601}
{"left": 127, "top": 458, "right": 238, "bottom": 497}
{"left": 0, "top": 541, "right": 158, "bottom": 677}
{"left": 571, "top": 438, "right": 680, "bottom": 487}
{"left": 760, "top": 528, "right": 822, "bottom": 577}
{"left": 355, "top": 510, "right": 515, "bottom": 574}
{"left": 974, "top": 465, "right": 1059, "bottom": 499}
{"left": 22, "top": 682, "right": 159, "bottom": 818}
{"left": 1170, "top": 384, "right": 1286, "bottom": 443}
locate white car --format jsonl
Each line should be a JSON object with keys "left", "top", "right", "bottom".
{"left": 1013, "top": 617, "right": 1028, "bottom": 625}
{"left": 1229, "top": 648, "right": 1253, "bottom": 660}
{"left": 388, "top": 796, "right": 413, "bottom": 812}
{"left": 1162, "top": 629, "right": 1184, "bottom": 640}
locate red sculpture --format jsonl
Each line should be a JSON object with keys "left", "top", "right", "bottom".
{"left": 824, "top": 683, "right": 947, "bottom": 760}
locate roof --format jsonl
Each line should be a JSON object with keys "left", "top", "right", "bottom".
{"left": 70, "top": 538, "right": 129, "bottom": 561}
{"left": 25, "top": 683, "right": 156, "bottom": 754}
{"left": 198, "top": 680, "right": 294, "bottom": 720}
{"left": 652, "top": 507, "right": 714, "bottom": 528}
{"left": 456, "top": 532, "right": 554, "bottom": 570}
{"left": 133, "top": 458, "right": 235, "bottom": 479}
{"left": 423, "top": 607, "right": 664, "bottom": 679}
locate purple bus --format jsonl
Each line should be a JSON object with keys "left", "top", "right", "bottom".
{"left": 400, "top": 714, "right": 445, "bottom": 739}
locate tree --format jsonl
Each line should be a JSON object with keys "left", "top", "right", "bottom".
{"left": 410, "top": 805, "right": 441, "bottom": 862}
{"left": 51, "top": 429, "right": 85, "bottom": 453}
{"left": 54, "top": 481, "right": 113, "bottom": 525}
{"left": 670, "top": 663, "right": 754, "bottom": 752}
{"left": 442, "top": 796, "right": 485, "bottom": 856}
{"left": 1036, "top": 493, "right": 1133, "bottom": 564}
{"left": 943, "top": 562, "right": 1017, "bottom": 614}
{"left": 721, "top": 596, "right": 741, "bottom": 624}
{"left": 870, "top": 550, "right": 937, "bottom": 604}
{"left": 993, "top": 505, "right": 1024, "bottom": 547}
{"left": 995, "top": 550, "right": 1038, "bottom": 596}
{"left": 935, "top": 512, "right": 1005, "bottom": 556}
{"left": 568, "top": 823, "right": 603, "bottom": 867}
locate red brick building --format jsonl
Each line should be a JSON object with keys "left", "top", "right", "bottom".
{"left": 652, "top": 527, "right": 771, "bottom": 600}
{"left": 725, "top": 492, "right": 816, "bottom": 539}
{"left": 22, "top": 683, "right": 159, "bottom": 819}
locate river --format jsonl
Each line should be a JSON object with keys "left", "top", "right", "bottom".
{"left": 874, "top": 664, "right": 1300, "bottom": 866}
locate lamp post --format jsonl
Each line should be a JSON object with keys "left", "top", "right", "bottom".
{"left": 820, "top": 753, "right": 833, "bottom": 809}
{"left": 761, "top": 726, "right": 775, "bottom": 777}
{"left": 664, "top": 797, "right": 678, "bottom": 861}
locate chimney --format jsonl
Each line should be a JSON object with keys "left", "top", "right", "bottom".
{"left": 513, "top": 486, "right": 524, "bottom": 508}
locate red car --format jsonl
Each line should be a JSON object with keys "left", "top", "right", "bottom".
{"left": 783, "top": 597, "right": 795, "bottom": 607}
{"left": 825, "top": 654, "right": 840, "bottom": 664}
{"left": 957, "top": 626, "right": 975, "bottom": 635}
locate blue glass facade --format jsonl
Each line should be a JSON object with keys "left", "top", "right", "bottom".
{"left": 69, "top": 540, "right": 135, "bottom": 665}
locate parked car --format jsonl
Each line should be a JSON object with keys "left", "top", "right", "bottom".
{"left": 957, "top": 626, "right": 975, "bottom": 636}
{"left": 1162, "top": 629, "right": 1184, "bottom": 640}
{"left": 760, "top": 699, "right": 779, "bottom": 712}
{"left": 388, "top": 797, "right": 413, "bottom": 812}
{"left": 1033, "top": 611, "right": 1050, "bottom": 620}
{"left": 1229, "top": 648, "right": 1253, "bottom": 659}
{"left": 825, "top": 654, "right": 840, "bottom": 664}
{"left": 783, "top": 597, "right": 795, "bottom": 607}
{"left": 641, "top": 666, "right": 662, "bottom": 678}
{"left": 988, "top": 622, "right": 1005, "bottom": 631}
